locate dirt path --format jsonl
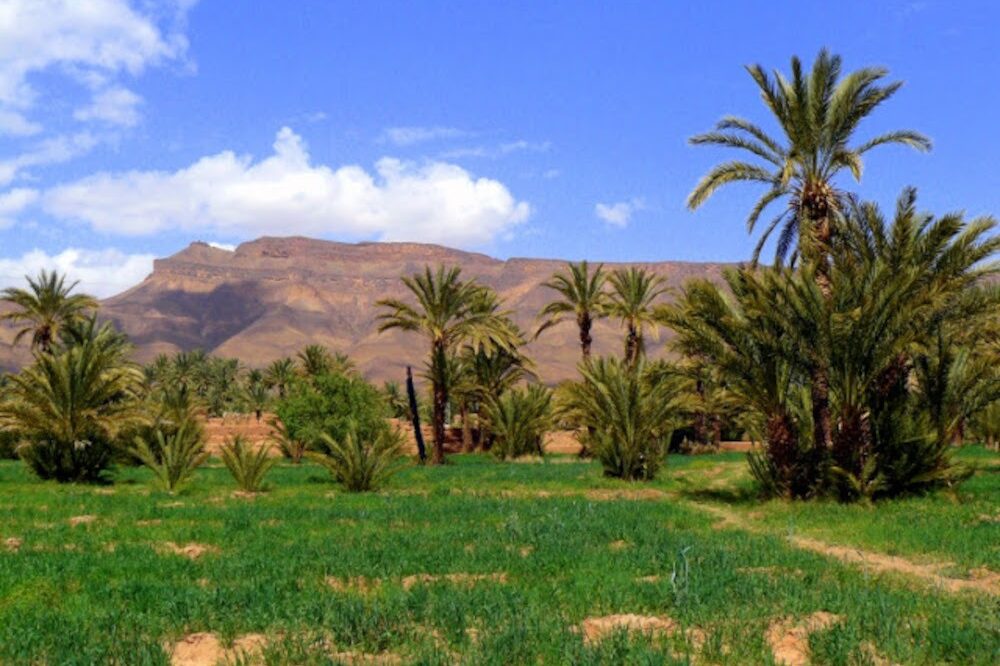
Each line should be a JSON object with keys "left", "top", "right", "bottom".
{"left": 691, "top": 503, "right": 1000, "bottom": 596}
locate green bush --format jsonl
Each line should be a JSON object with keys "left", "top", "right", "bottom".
{"left": 1, "top": 319, "right": 145, "bottom": 483}
{"left": 484, "top": 384, "right": 552, "bottom": 460}
{"left": 561, "top": 358, "right": 682, "bottom": 480}
{"left": 131, "top": 420, "right": 208, "bottom": 493}
{"left": 220, "top": 434, "right": 277, "bottom": 492}
{"left": 275, "top": 371, "right": 392, "bottom": 451}
{"left": 309, "top": 425, "right": 405, "bottom": 492}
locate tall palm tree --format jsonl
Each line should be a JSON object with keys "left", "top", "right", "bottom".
{"left": 605, "top": 267, "right": 667, "bottom": 369}
{"left": 264, "top": 357, "right": 297, "bottom": 398}
{"left": 376, "top": 265, "right": 518, "bottom": 464}
{"left": 535, "top": 261, "right": 609, "bottom": 360}
{"left": 1, "top": 270, "right": 98, "bottom": 352}
{"left": 686, "top": 49, "right": 930, "bottom": 270}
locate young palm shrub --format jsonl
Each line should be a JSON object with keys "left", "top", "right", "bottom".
{"left": 0, "top": 318, "right": 145, "bottom": 482}
{"left": 560, "top": 357, "right": 683, "bottom": 480}
{"left": 308, "top": 424, "right": 405, "bottom": 492}
{"left": 131, "top": 419, "right": 208, "bottom": 493}
{"left": 485, "top": 384, "right": 553, "bottom": 460}
{"left": 268, "top": 416, "right": 306, "bottom": 464}
{"left": 220, "top": 435, "right": 276, "bottom": 493}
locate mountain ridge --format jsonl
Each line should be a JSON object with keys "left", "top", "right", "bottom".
{"left": 1, "top": 237, "right": 735, "bottom": 382}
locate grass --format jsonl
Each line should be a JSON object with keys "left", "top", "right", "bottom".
{"left": 0, "top": 448, "right": 997, "bottom": 664}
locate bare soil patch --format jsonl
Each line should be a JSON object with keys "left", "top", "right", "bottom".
{"left": 160, "top": 542, "right": 220, "bottom": 560}
{"left": 4, "top": 536, "right": 22, "bottom": 552}
{"left": 765, "top": 612, "right": 843, "bottom": 666}
{"left": 791, "top": 536, "right": 1000, "bottom": 596}
{"left": 169, "top": 632, "right": 267, "bottom": 666}
{"left": 68, "top": 514, "right": 97, "bottom": 527}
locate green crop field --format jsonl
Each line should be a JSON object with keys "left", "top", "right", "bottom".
{"left": 1, "top": 447, "right": 996, "bottom": 665}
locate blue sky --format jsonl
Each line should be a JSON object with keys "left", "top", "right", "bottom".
{"left": 1, "top": 0, "right": 998, "bottom": 296}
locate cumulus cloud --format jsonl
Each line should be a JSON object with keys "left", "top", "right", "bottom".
{"left": 380, "top": 126, "right": 471, "bottom": 146}
{"left": 73, "top": 86, "right": 143, "bottom": 127}
{"left": 43, "top": 127, "right": 532, "bottom": 247}
{"left": 0, "top": 132, "right": 99, "bottom": 186}
{"left": 0, "top": 187, "right": 39, "bottom": 228}
{"left": 0, "top": 0, "right": 193, "bottom": 145}
{"left": 595, "top": 198, "right": 645, "bottom": 227}
{"left": 0, "top": 247, "right": 155, "bottom": 298}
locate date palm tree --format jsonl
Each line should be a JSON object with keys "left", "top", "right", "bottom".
{"left": 605, "top": 267, "right": 667, "bottom": 369}
{"left": 1, "top": 270, "right": 98, "bottom": 353}
{"left": 535, "top": 261, "right": 609, "bottom": 360}
{"left": 376, "top": 265, "right": 518, "bottom": 464}
{"left": 297, "top": 344, "right": 333, "bottom": 378}
{"left": 264, "top": 357, "right": 296, "bottom": 398}
{"left": 0, "top": 317, "right": 145, "bottom": 482}
{"left": 687, "top": 49, "right": 930, "bottom": 270}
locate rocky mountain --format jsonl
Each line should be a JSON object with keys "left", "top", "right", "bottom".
{"left": 1, "top": 237, "right": 734, "bottom": 383}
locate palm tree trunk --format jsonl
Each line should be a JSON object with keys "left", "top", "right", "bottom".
{"left": 765, "top": 410, "right": 799, "bottom": 497}
{"left": 624, "top": 323, "right": 639, "bottom": 369}
{"left": 461, "top": 402, "right": 474, "bottom": 452}
{"left": 578, "top": 312, "right": 593, "bottom": 360}
{"left": 430, "top": 340, "right": 447, "bottom": 465}
{"left": 810, "top": 365, "right": 833, "bottom": 452}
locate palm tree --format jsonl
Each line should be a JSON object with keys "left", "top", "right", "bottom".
{"left": 297, "top": 344, "right": 333, "bottom": 378}
{"left": 1, "top": 270, "right": 98, "bottom": 352}
{"left": 605, "top": 267, "right": 667, "bottom": 369}
{"left": 0, "top": 318, "right": 145, "bottom": 482}
{"left": 264, "top": 357, "right": 296, "bottom": 398}
{"left": 376, "top": 265, "right": 518, "bottom": 464}
{"left": 535, "top": 261, "right": 609, "bottom": 360}
{"left": 687, "top": 49, "right": 930, "bottom": 270}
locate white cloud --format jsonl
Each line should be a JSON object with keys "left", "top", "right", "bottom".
{"left": 0, "top": 187, "right": 38, "bottom": 227}
{"left": 0, "top": 247, "right": 155, "bottom": 298}
{"left": 0, "top": 109, "right": 41, "bottom": 136}
{"left": 207, "top": 241, "right": 235, "bottom": 251}
{"left": 595, "top": 198, "right": 645, "bottom": 227}
{"left": 0, "top": 132, "right": 98, "bottom": 185}
{"left": 0, "top": 0, "right": 193, "bottom": 136}
{"left": 380, "top": 126, "right": 470, "bottom": 146}
{"left": 441, "top": 140, "right": 551, "bottom": 160}
{"left": 73, "top": 86, "right": 142, "bottom": 127}
{"left": 43, "top": 127, "right": 532, "bottom": 248}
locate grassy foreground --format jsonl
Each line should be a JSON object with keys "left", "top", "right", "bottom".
{"left": 0, "top": 449, "right": 997, "bottom": 665}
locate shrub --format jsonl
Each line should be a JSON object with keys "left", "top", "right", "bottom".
{"left": 308, "top": 424, "right": 405, "bottom": 492}
{"left": 560, "top": 358, "right": 682, "bottom": 480}
{"left": 484, "top": 384, "right": 552, "bottom": 460}
{"left": 268, "top": 416, "right": 306, "bottom": 464}
{"left": 220, "top": 434, "right": 276, "bottom": 492}
{"left": 131, "top": 420, "right": 208, "bottom": 493}
{"left": 0, "top": 319, "right": 145, "bottom": 482}
{"left": 275, "top": 370, "right": 392, "bottom": 451}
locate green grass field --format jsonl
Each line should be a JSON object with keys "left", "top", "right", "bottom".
{"left": 0, "top": 448, "right": 997, "bottom": 665}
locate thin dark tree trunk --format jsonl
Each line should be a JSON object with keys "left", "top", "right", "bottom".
{"left": 405, "top": 366, "right": 426, "bottom": 463}
{"left": 578, "top": 312, "right": 593, "bottom": 360}
{"left": 810, "top": 365, "right": 833, "bottom": 452}
{"left": 624, "top": 323, "right": 639, "bottom": 369}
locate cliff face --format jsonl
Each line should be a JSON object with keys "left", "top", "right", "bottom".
{"left": 2, "top": 237, "right": 733, "bottom": 382}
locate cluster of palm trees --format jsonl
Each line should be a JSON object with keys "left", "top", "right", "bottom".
{"left": 0, "top": 49, "right": 997, "bottom": 498}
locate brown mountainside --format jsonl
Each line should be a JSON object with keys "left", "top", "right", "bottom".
{"left": 2, "top": 237, "right": 733, "bottom": 383}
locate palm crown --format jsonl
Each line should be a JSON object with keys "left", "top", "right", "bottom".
{"left": 606, "top": 267, "right": 667, "bottom": 368}
{"left": 687, "top": 49, "right": 931, "bottom": 264}
{"left": 535, "top": 260, "right": 608, "bottom": 359}
{"left": 1, "top": 270, "right": 98, "bottom": 352}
